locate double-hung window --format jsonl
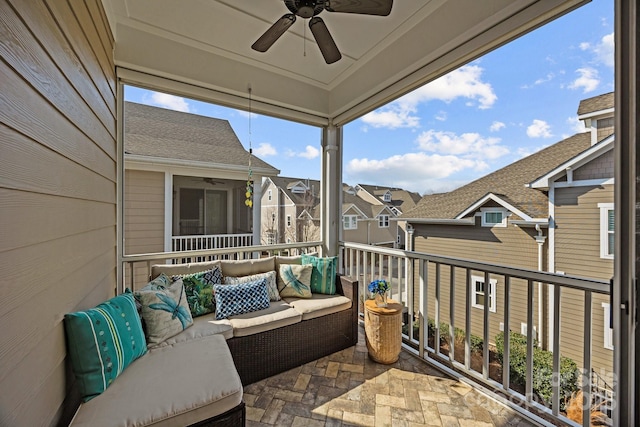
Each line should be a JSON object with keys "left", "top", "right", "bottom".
{"left": 471, "top": 275, "right": 497, "bottom": 312}
{"left": 378, "top": 215, "right": 389, "bottom": 228}
{"left": 343, "top": 215, "right": 357, "bottom": 230}
{"left": 599, "top": 203, "right": 614, "bottom": 259}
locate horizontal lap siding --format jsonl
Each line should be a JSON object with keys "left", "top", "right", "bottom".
{"left": 413, "top": 223, "right": 542, "bottom": 351}
{"left": 0, "top": 0, "right": 115, "bottom": 425}
{"left": 554, "top": 185, "right": 614, "bottom": 375}
{"left": 125, "top": 170, "right": 165, "bottom": 286}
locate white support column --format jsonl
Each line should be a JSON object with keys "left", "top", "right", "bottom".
{"left": 164, "top": 172, "right": 173, "bottom": 253}
{"left": 252, "top": 177, "right": 262, "bottom": 247}
{"left": 321, "top": 124, "right": 342, "bottom": 257}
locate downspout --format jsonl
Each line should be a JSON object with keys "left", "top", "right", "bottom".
{"left": 535, "top": 223, "right": 547, "bottom": 348}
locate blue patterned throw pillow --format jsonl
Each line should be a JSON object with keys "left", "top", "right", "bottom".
{"left": 64, "top": 292, "right": 147, "bottom": 401}
{"left": 172, "top": 267, "right": 223, "bottom": 317}
{"left": 213, "top": 279, "right": 270, "bottom": 320}
{"left": 301, "top": 255, "right": 337, "bottom": 295}
{"left": 224, "top": 270, "right": 280, "bottom": 301}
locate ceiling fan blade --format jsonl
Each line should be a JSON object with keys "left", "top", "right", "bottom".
{"left": 309, "top": 17, "right": 341, "bottom": 64}
{"left": 251, "top": 14, "right": 296, "bottom": 52}
{"left": 325, "top": 0, "right": 393, "bottom": 16}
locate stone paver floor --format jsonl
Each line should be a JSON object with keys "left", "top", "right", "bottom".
{"left": 243, "top": 326, "right": 536, "bottom": 427}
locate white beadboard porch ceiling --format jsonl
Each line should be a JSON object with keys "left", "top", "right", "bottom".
{"left": 101, "top": 0, "right": 589, "bottom": 126}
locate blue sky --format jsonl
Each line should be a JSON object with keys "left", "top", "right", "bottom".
{"left": 124, "top": 0, "right": 613, "bottom": 195}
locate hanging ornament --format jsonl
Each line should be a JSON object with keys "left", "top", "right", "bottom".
{"left": 246, "top": 86, "right": 254, "bottom": 209}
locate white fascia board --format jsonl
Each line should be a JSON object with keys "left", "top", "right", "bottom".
{"left": 455, "top": 193, "right": 533, "bottom": 222}
{"left": 510, "top": 220, "right": 549, "bottom": 227}
{"left": 125, "top": 154, "right": 280, "bottom": 178}
{"left": 577, "top": 107, "right": 615, "bottom": 121}
{"left": 404, "top": 218, "right": 475, "bottom": 225}
{"left": 528, "top": 136, "right": 614, "bottom": 189}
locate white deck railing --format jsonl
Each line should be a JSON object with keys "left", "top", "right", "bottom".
{"left": 172, "top": 233, "right": 253, "bottom": 253}
{"left": 340, "top": 242, "right": 611, "bottom": 427}
{"left": 121, "top": 241, "right": 612, "bottom": 426}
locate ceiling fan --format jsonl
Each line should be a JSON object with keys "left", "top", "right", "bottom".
{"left": 251, "top": 0, "right": 393, "bottom": 64}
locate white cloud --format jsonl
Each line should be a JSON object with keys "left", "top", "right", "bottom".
{"left": 254, "top": 142, "right": 277, "bottom": 157}
{"left": 566, "top": 116, "right": 588, "bottom": 134}
{"left": 526, "top": 119, "right": 553, "bottom": 138}
{"left": 346, "top": 152, "right": 482, "bottom": 193}
{"left": 416, "top": 130, "right": 509, "bottom": 160}
{"left": 569, "top": 67, "right": 600, "bottom": 93}
{"left": 287, "top": 145, "right": 320, "bottom": 159}
{"left": 490, "top": 121, "right": 505, "bottom": 132}
{"left": 360, "top": 64, "right": 496, "bottom": 129}
{"left": 143, "top": 92, "right": 191, "bottom": 112}
{"left": 594, "top": 32, "right": 614, "bottom": 68}
{"left": 361, "top": 107, "right": 420, "bottom": 129}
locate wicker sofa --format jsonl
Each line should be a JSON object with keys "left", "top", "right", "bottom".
{"left": 69, "top": 255, "right": 358, "bottom": 427}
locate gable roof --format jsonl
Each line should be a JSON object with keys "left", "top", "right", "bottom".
{"left": 266, "top": 176, "right": 320, "bottom": 207}
{"left": 403, "top": 132, "right": 592, "bottom": 220}
{"left": 577, "top": 92, "right": 614, "bottom": 116}
{"left": 124, "top": 102, "right": 278, "bottom": 174}
{"left": 356, "top": 184, "right": 422, "bottom": 212}
{"left": 343, "top": 191, "right": 392, "bottom": 219}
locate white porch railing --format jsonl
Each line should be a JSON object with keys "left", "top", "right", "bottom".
{"left": 121, "top": 241, "right": 612, "bottom": 426}
{"left": 171, "top": 233, "right": 253, "bottom": 253}
{"left": 340, "top": 242, "right": 611, "bottom": 427}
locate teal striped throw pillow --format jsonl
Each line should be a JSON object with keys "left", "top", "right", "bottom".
{"left": 64, "top": 292, "right": 147, "bottom": 401}
{"left": 301, "top": 255, "right": 337, "bottom": 295}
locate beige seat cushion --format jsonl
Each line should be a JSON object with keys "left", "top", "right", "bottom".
{"left": 70, "top": 334, "right": 242, "bottom": 427}
{"left": 284, "top": 294, "right": 352, "bottom": 320}
{"left": 150, "top": 260, "right": 221, "bottom": 279}
{"left": 228, "top": 301, "right": 301, "bottom": 337}
{"left": 220, "top": 257, "right": 275, "bottom": 277}
{"left": 149, "top": 315, "right": 233, "bottom": 349}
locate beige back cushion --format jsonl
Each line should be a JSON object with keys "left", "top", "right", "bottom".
{"left": 151, "top": 260, "right": 222, "bottom": 279}
{"left": 220, "top": 257, "right": 275, "bottom": 277}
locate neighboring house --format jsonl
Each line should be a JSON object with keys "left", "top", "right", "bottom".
{"left": 261, "top": 177, "right": 321, "bottom": 245}
{"left": 124, "top": 102, "right": 279, "bottom": 263}
{"left": 402, "top": 92, "right": 614, "bottom": 377}
{"left": 342, "top": 186, "right": 397, "bottom": 247}
{"left": 355, "top": 184, "right": 422, "bottom": 248}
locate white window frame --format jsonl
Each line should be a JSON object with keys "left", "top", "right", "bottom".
{"left": 378, "top": 214, "right": 390, "bottom": 228}
{"left": 286, "top": 215, "right": 291, "bottom": 227}
{"left": 266, "top": 232, "right": 275, "bottom": 245}
{"left": 599, "top": 203, "right": 614, "bottom": 259}
{"left": 480, "top": 208, "right": 508, "bottom": 227}
{"left": 383, "top": 192, "right": 391, "bottom": 202}
{"left": 343, "top": 215, "right": 357, "bottom": 230}
{"left": 471, "top": 275, "right": 497, "bottom": 312}
{"left": 267, "top": 189, "right": 272, "bottom": 201}
{"left": 602, "top": 302, "right": 614, "bottom": 350}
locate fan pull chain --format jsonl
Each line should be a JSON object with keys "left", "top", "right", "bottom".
{"left": 245, "top": 86, "right": 254, "bottom": 208}
{"left": 303, "top": 24, "right": 307, "bottom": 57}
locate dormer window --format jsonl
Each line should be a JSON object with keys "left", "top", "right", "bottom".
{"left": 383, "top": 192, "right": 391, "bottom": 202}
{"left": 481, "top": 208, "right": 508, "bottom": 227}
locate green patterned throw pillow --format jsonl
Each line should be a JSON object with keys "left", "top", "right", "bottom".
{"left": 172, "top": 267, "right": 223, "bottom": 317}
{"left": 278, "top": 264, "right": 313, "bottom": 298}
{"left": 64, "top": 292, "right": 147, "bottom": 401}
{"left": 134, "top": 278, "right": 193, "bottom": 345}
{"left": 301, "top": 254, "right": 337, "bottom": 295}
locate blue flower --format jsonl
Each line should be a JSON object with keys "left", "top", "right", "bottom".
{"left": 368, "top": 279, "right": 389, "bottom": 295}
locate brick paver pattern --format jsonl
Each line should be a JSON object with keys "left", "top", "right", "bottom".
{"left": 243, "top": 327, "right": 535, "bottom": 426}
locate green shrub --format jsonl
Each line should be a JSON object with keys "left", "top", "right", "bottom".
{"left": 402, "top": 318, "right": 483, "bottom": 353}
{"left": 495, "top": 331, "right": 579, "bottom": 410}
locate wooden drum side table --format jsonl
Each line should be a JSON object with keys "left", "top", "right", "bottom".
{"left": 364, "top": 299, "right": 403, "bottom": 364}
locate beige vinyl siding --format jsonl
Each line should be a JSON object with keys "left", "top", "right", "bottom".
{"left": 573, "top": 149, "right": 614, "bottom": 181}
{"left": 0, "top": 1, "right": 115, "bottom": 426}
{"left": 125, "top": 170, "right": 165, "bottom": 286}
{"left": 554, "top": 184, "right": 614, "bottom": 375}
{"left": 413, "top": 221, "right": 544, "bottom": 354}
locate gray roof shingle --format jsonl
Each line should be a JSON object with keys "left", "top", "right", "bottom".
{"left": 124, "top": 102, "right": 278, "bottom": 173}
{"left": 402, "top": 132, "right": 592, "bottom": 220}
{"left": 577, "top": 92, "right": 614, "bottom": 116}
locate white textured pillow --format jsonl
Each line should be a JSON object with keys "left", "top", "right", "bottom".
{"left": 278, "top": 264, "right": 312, "bottom": 298}
{"left": 224, "top": 270, "right": 280, "bottom": 301}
